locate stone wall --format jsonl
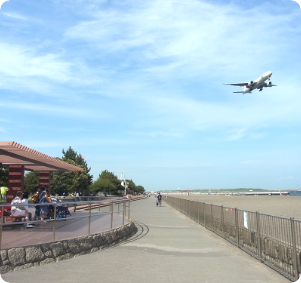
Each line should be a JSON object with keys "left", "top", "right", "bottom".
{"left": 0, "top": 221, "right": 137, "bottom": 274}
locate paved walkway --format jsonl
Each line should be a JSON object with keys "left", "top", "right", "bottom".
{"left": 3, "top": 197, "right": 291, "bottom": 283}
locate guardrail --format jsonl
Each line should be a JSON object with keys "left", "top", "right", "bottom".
{"left": 0, "top": 198, "right": 131, "bottom": 250}
{"left": 163, "top": 195, "right": 301, "bottom": 281}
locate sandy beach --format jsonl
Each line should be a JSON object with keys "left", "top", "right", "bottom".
{"left": 168, "top": 194, "right": 301, "bottom": 220}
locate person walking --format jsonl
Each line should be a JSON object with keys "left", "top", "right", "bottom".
{"left": 157, "top": 192, "right": 162, "bottom": 207}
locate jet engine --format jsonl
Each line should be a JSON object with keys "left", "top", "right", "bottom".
{"left": 266, "top": 81, "right": 272, "bottom": 87}
{"left": 248, "top": 81, "right": 253, "bottom": 87}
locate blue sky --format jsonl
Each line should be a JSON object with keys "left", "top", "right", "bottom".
{"left": 1, "top": 0, "right": 301, "bottom": 191}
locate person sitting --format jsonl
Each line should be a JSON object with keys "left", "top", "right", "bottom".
{"left": 11, "top": 191, "right": 34, "bottom": 228}
{"left": 32, "top": 187, "right": 42, "bottom": 220}
{"left": 21, "top": 192, "right": 34, "bottom": 228}
{"left": 39, "top": 187, "right": 51, "bottom": 221}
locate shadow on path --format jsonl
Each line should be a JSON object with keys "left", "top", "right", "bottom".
{"left": 102, "top": 221, "right": 149, "bottom": 250}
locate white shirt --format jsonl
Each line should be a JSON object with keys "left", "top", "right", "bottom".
{"left": 21, "top": 198, "right": 29, "bottom": 211}
{"left": 11, "top": 196, "right": 22, "bottom": 211}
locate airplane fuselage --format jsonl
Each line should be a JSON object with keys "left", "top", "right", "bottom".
{"left": 251, "top": 71, "right": 272, "bottom": 90}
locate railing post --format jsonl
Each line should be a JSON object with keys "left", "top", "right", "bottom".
{"left": 128, "top": 199, "right": 130, "bottom": 222}
{"left": 123, "top": 201, "right": 125, "bottom": 225}
{"left": 110, "top": 200, "right": 113, "bottom": 229}
{"left": 256, "top": 212, "right": 262, "bottom": 261}
{"left": 221, "top": 205, "right": 224, "bottom": 237}
{"left": 52, "top": 203, "right": 57, "bottom": 241}
{"left": 290, "top": 217, "right": 299, "bottom": 280}
{"left": 203, "top": 203, "right": 206, "bottom": 227}
{"left": 118, "top": 202, "right": 120, "bottom": 215}
{"left": 211, "top": 204, "right": 213, "bottom": 229}
{"left": 235, "top": 208, "right": 239, "bottom": 247}
{"left": 88, "top": 202, "right": 91, "bottom": 235}
{"left": 198, "top": 202, "right": 200, "bottom": 224}
{"left": 0, "top": 205, "right": 3, "bottom": 250}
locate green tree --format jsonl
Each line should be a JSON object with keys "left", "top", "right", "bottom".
{"left": 91, "top": 170, "right": 123, "bottom": 195}
{"left": 126, "top": 180, "right": 145, "bottom": 194}
{"left": 51, "top": 147, "right": 93, "bottom": 196}
{"left": 90, "top": 178, "right": 116, "bottom": 195}
{"left": 136, "top": 185, "right": 145, "bottom": 194}
{"left": 24, "top": 172, "right": 39, "bottom": 194}
{"left": 0, "top": 166, "right": 8, "bottom": 187}
{"left": 126, "top": 179, "right": 136, "bottom": 193}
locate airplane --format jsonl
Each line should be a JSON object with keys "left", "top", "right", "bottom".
{"left": 224, "top": 71, "right": 277, "bottom": 93}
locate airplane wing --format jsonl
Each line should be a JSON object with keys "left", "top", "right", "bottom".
{"left": 233, "top": 91, "right": 247, "bottom": 93}
{"left": 223, "top": 82, "right": 249, "bottom": 86}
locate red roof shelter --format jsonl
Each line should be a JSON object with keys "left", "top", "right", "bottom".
{"left": 0, "top": 141, "right": 83, "bottom": 202}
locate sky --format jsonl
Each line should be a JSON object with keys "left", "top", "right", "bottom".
{"left": 0, "top": 0, "right": 301, "bottom": 191}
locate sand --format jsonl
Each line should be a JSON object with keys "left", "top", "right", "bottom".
{"left": 170, "top": 194, "right": 301, "bottom": 220}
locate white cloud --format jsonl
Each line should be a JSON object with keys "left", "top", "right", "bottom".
{"left": 128, "top": 130, "right": 184, "bottom": 138}
{"left": 0, "top": 43, "right": 72, "bottom": 82}
{"left": 64, "top": 0, "right": 301, "bottom": 79}
{"left": 2, "top": 12, "right": 28, "bottom": 20}
{"left": 0, "top": 101, "right": 99, "bottom": 118}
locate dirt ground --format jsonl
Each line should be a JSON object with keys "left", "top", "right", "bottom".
{"left": 170, "top": 194, "right": 301, "bottom": 220}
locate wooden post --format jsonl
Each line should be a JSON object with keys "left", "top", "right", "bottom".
{"left": 39, "top": 171, "right": 51, "bottom": 193}
{"left": 7, "top": 165, "right": 24, "bottom": 203}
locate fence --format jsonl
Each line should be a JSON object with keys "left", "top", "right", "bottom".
{"left": 163, "top": 195, "right": 301, "bottom": 281}
{"left": 0, "top": 198, "right": 131, "bottom": 250}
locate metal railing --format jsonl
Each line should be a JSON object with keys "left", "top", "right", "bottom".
{"left": 163, "top": 195, "right": 301, "bottom": 281}
{"left": 0, "top": 198, "right": 131, "bottom": 250}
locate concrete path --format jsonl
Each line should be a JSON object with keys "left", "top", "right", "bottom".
{"left": 3, "top": 197, "right": 291, "bottom": 283}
